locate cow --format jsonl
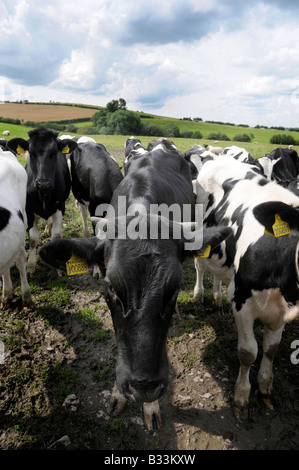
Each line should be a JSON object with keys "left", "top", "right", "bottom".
{"left": 39, "top": 140, "right": 232, "bottom": 430}
{"left": 0, "top": 146, "right": 31, "bottom": 307}
{"left": 222, "top": 145, "right": 264, "bottom": 175}
{"left": 259, "top": 147, "right": 299, "bottom": 186}
{"left": 123, "top": 137, "right": 147, "bottom": 175}
{"left": 70, "top": 141, "right": 123, "bottom": 237}
{"left": 184, "top": 144, "right": 219, "bottom": 189}
{"left": 7, "top": 128, "right": 77, "bottom": 275}
{"left": 193, "top": 155, "right": 299, "bottom": 419}
{"left": 147, "top": 137, "right": 178, "bottom": 153}
{"left": 124, "top": 136, "right": 144, "bottom": 158}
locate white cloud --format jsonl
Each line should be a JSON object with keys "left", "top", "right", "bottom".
{"left": 53, "top": 50, "right": 96, "bottom": 90}
{"left": 1, "top": 0, "right": 299, "bottom": 126}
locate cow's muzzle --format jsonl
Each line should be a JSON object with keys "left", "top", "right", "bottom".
{"left": 36, "top": 179, "right": 51, "bottom": 194}
{"left": 125, "top": 379, "right": 166, "bottom": 403}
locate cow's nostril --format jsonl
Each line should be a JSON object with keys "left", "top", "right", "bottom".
{"left": 36, "top": 179, "right": 51, "bottom": 192}
{"left": 128, "top": 380, "right": 166, "bottom": 402}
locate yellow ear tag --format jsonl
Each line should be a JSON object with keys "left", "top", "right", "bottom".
{"left": 66, "top": 253, "right": 88, "bottom": 276}
{"left": 61, "top": 144, "right": 70, "bottom": 154}
{"left": 194, "top": 245, "right": 211, "bottom": 258}
{"left": 16, "top": 145, "right": 25, "bottom": 155}
{"left": 264, "top": 214, "right": 290, "bottom": 238}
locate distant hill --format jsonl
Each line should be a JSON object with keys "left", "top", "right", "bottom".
{"left": 0, "top": 102, "right": 298, "bottom": 149}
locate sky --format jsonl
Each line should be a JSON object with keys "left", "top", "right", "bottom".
{"left": 1, "top": 0, "right": 299, "bottom": 127}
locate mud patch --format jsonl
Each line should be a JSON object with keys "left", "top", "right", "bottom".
{"left": 1, "top": 260, "right": 299, "bottom": 451}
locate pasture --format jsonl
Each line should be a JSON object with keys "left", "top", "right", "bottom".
{"left": 1, "top": 127, "right": 299, "bottom": 450}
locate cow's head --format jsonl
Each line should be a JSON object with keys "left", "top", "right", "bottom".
{"left": 7, "top": 128, "right": 77, "bottom": 195}
{"left": 39, "top": 220, "right": 232, "bottom": 404}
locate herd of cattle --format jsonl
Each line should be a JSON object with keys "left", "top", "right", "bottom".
{"left": 1, "top": 127, "right": 299, "bottom": 430}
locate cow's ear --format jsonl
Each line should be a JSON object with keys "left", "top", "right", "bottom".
{"left": 38, "top": 237, "right": 103, "bottom": 272}
{"left": 6, "top": 138, "right": 29, "bottom": 155}
{"left": 253, "top": 201, "right": 299, "bottom": 234}
{"left": 180, "top": 226, "right": 233, "bottom": 257}
{"left": 57, "top": 138, "right": 78, "bottom": 154}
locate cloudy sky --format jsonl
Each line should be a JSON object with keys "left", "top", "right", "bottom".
{"left": 1, "top": 0, "right": 299, "bottom": 127}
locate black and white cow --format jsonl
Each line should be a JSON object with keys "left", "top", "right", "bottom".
{"left": 194, "top": 155, "right": 299, "bottom": 418}
{"left": 124, "top": 136, "right": 144, "bottom": 158}
{"left": 70, "top": 141, "right": 123, "bottom": 237}
{"left": 0, "top": 146, "right": 31, "bottom": 307}
{"left": 39, "top": 140, "right": 231, "bottom": 429}
{"left": 184, "top": 144, "right": 220, "bottom": 196}
{"left": 123, "top": 137, "right": 147, "bottom": 175}
{"left": 7, "top": 128, "right": 77, "bottom": 275}
{"left": 258, "top": 147, "right": 299, "bottom": 186}
{"left": 222, "top": 145, "right": 264, "bottom": 175}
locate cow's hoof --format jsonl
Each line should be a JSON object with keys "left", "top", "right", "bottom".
{"left": 108, "top": 385, "right": 128, "bottom": 416}
{"left": 22, "top": 293, "right": 33, "bottom": 309}
{"left": 193, "top": 294, "right": 204, "bottom": 304}
{"left": 233, "top": 404, "right": 249, "bottom": 421}
{"left": 262, "top": 395, "right": 274, "bottom": 411}
{"left": 27, "top": 265, "right": 36, "bottom": 276}
{"left": 1, "top": 298, "right": 12, "bottom": 310}
{"left": 143, "top": 400, "right": 162, "bottom": 431}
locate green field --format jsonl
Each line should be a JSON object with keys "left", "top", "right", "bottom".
{"left": 1, "top": 109, "right": 298, "bottom": 160}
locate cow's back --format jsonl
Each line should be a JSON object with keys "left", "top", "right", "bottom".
{"left": 71, "top": 142, "right": 123, "bottom": 204}
{"left": 112, "top": 147, "right": 194, "bottom": 212}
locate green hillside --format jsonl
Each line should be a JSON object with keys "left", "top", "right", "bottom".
{"left": 1, "top": 103, "right": 298, "bottom": 160}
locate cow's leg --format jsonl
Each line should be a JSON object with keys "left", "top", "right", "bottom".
{"left": 233, "top": 306, "right": 257, "bottom": 419}
{"left": 193, "top": 258, "right": 205, "bottom": 303}
{"left": 51, "top": 210, "right": 63, "bottom": 240}
{"left": 212, "top": 277, "right": 223, "bottom": 307}
{"left": 257, "top": 324, "right": 284, "bottom": 409}
{"left": 2, "top": 269, "right": 13, "bottom": 307}
{"left": 16, "top": 247, "right": 32, "bottom": 308}
{"left": 44, "top": 216, "right": 52, "bottom": 235}
{"left": 78, "top": 202, "right": 90, "bottom": 237}
{"left": 27, "top": 215, "right": 39, "bottom": 275}
{"left": 50, "top": 210, "right": 65, "bottom": 277}
{"left": 143, "top": 400, "right": 162, "bottom": 431}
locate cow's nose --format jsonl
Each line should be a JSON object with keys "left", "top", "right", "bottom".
{"left": 36, "top": 179, "right": 51, "bottom": 193}
{"left": 127, "top": 379, "right": 166, "bottom": 403}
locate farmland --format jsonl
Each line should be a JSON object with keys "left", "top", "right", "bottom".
{"left": 0, "top": 102, "right": 100, "bottom": 122}
{"left": 1, "top": 104, "right": 299, "bottom": 451}
{"left": 0, "top": 102, "right": 299, "bottom": 160}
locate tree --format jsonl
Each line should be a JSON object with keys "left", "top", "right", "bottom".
{"left": 233, "top": 133, "right": 251, "bottom": 142}
{"left": 143, "top": 124, "right": 164, "bottom": 136}
{"left": 270, "top": 134, "right": 282, "bottom": 144}
{"left": 163, "top": 123, "right": 180, "bottom": 137}
{"left": 106, "top": 98, "right": 127, "bottom": 113}
{"left": 270, "top": 134, "right": 296, "bottom": 145}
{"left": 92, "top": 108, "right": 108, "bottom": 128}
{"left": 107, "top": 109, "right": 143, "bottom": 135}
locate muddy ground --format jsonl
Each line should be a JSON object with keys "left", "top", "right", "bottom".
{"left": 1, "top": 145, "right": 299, "bottom": 452}
{"left": 1, "top": 255, "right": 299, "bottom": 452}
